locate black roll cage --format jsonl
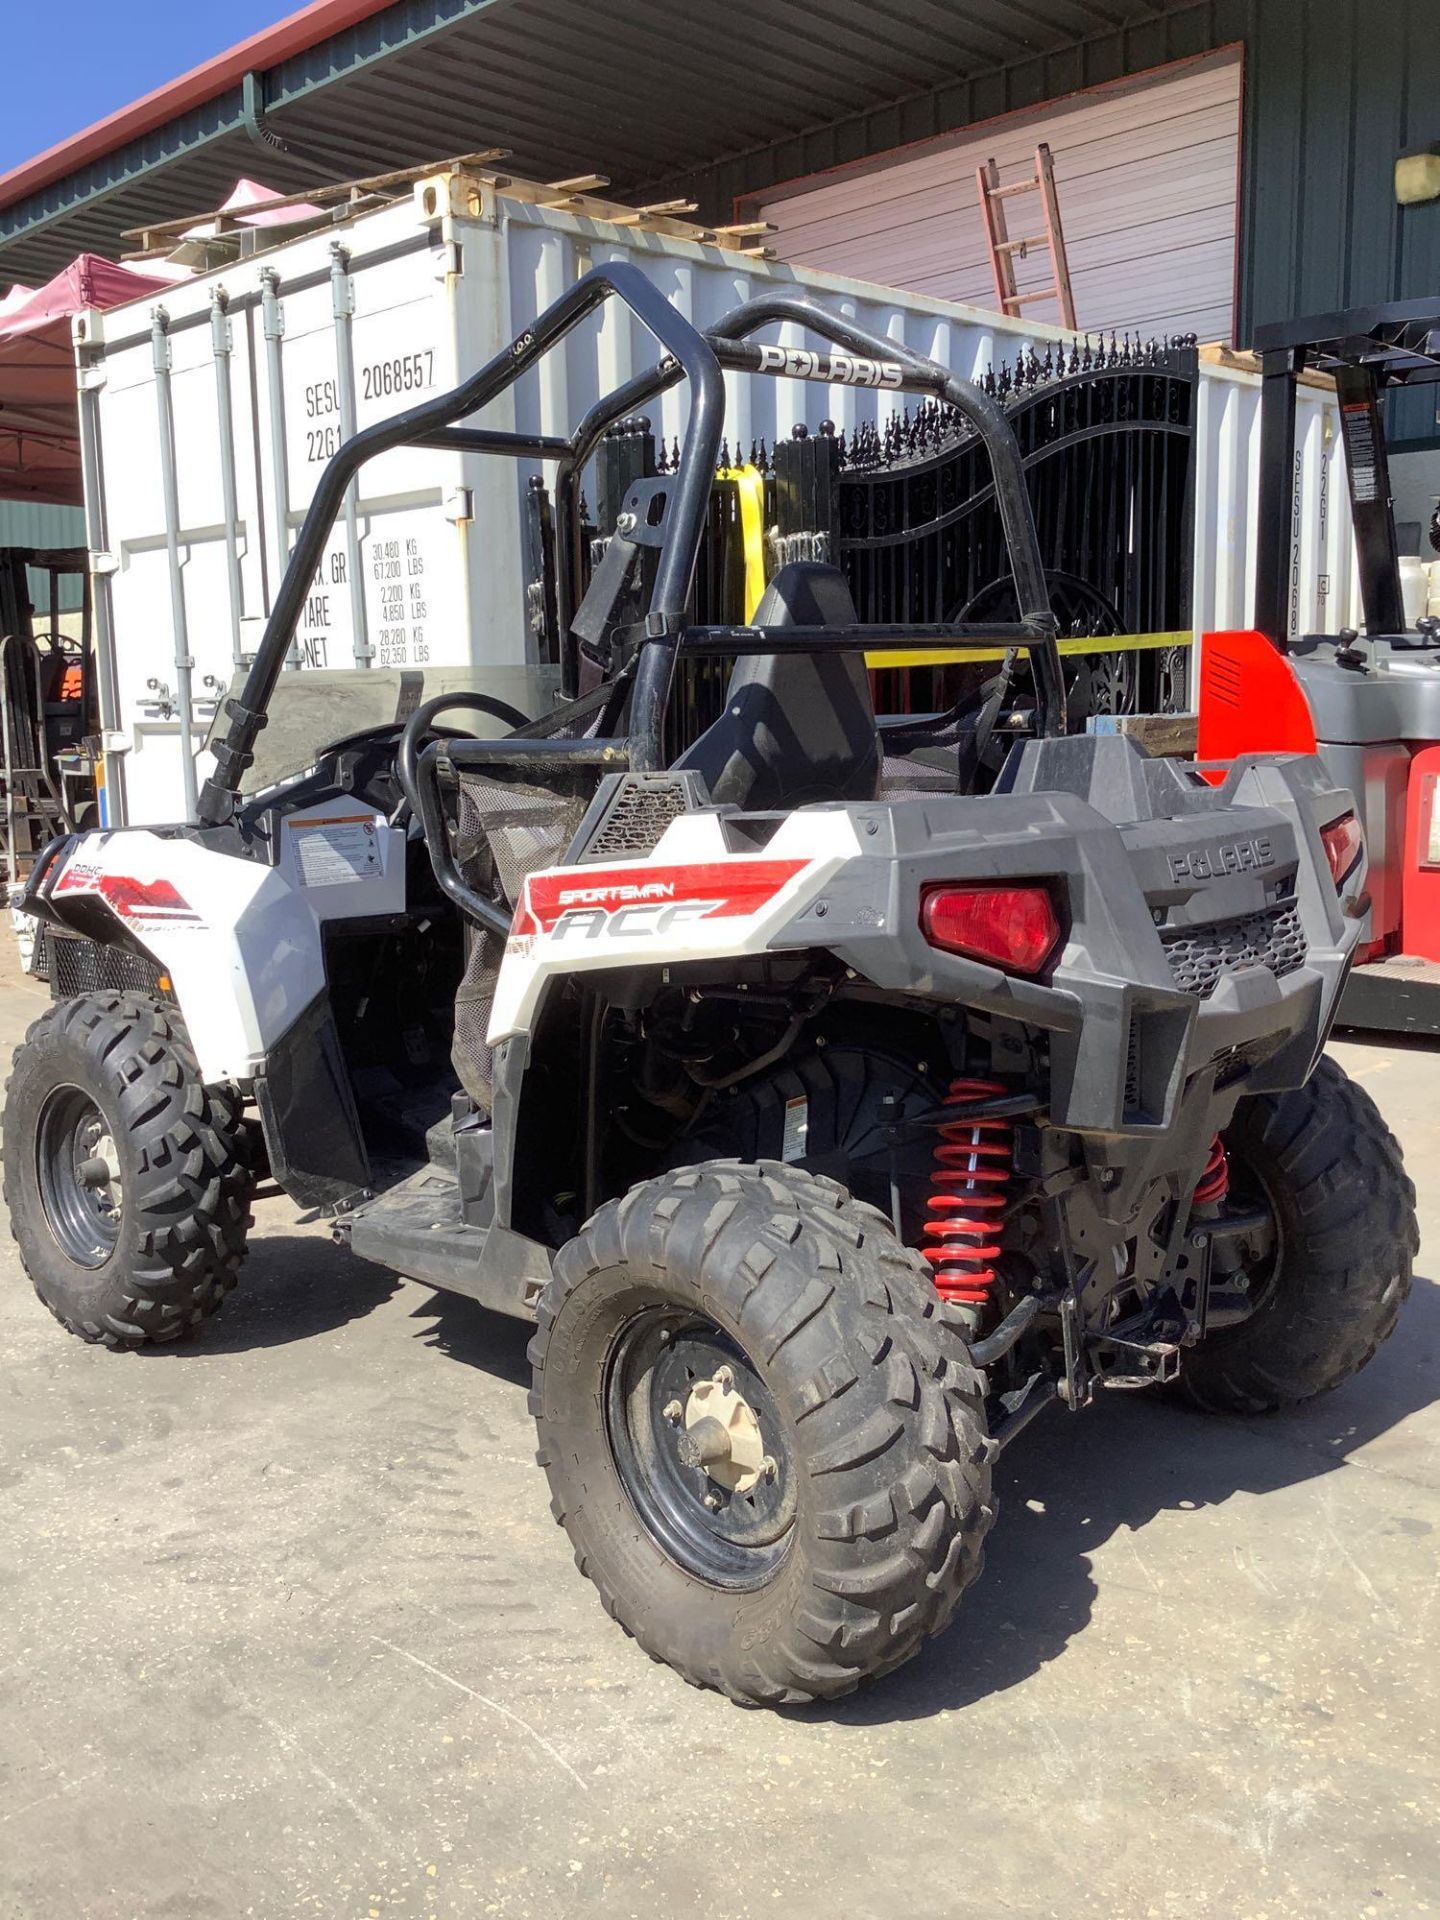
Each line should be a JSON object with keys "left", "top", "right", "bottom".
{"left": 196, "top": 259, "right": 1061, "bottom": 829}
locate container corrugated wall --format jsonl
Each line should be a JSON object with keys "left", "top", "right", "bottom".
{"left": 1191, "top": 362, "right": 1358, "bottom": 642}
{"left": 490, "top": 198, "right": 1073, "bottom": 463}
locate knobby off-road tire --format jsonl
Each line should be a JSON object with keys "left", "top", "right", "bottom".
{"left": 1175, "top": 1058, "right": 1417, "bottom": 1414}
{"left": 3, "top": 992, "right": 253, "bottom": 1346}
{"left": 529, "top": 1160, "right": 994, "bottom": 1706}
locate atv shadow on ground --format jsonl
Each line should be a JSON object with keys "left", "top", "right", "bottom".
{"left": 132, "top": 1211, "right": 1437, "bottom": 1726}
{"left": 808, "top": 1268, "right": 1440, "bottom": 1726}
{"left": 420, "top": 1265, "right": 1439, "bottom": 1723}
{"left": 410, "top": 1287, "right": 534, "bottom": 1386}
{"left": 133, "top": 1227, "right": 404, "bottom": 1355}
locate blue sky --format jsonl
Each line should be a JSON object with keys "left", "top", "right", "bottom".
{"left": 2, "top": 2, "right": 289, "bottom": 173}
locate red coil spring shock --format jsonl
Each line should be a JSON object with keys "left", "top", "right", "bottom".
{"left": 920, "top": 1077, "right": 1014, "bottom": 1311}
{"left": 1194, "top": 1134, "right": 1230, "bottom": 1207}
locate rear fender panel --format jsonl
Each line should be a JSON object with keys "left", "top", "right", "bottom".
{"left": 491, "top": 735, "right": 1362, "bottom": 1158}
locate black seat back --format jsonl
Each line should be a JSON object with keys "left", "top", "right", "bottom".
{"left": 675, "top": 563, "right": 880, "bottom": 810}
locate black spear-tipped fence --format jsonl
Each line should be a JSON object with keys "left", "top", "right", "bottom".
{"left": 526, "top": 332, "right": 1200, "bottom": 747}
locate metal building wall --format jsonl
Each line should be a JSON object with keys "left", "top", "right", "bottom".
{"left": 660, "top": 0, "right": 1440, "bottom": 437}
{"left": 754, "top": 53, "right": 1243, "bottom": 343}
{"left": 0, "top": 500, "right": 87, "bottom": 615}
{"left": 664, "top": 2, "right": 1252, "bottom": 237}
{"left": 1240, "top": 0, "right": 1440, "bottom": 444}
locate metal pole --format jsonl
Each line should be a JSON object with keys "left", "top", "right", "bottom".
{"left": 75, "top": 355, "right": 127, "bottom": 826}
{"left": 260, "top": 269, "right": 298, "bottom": 668}
{"left": 210, "top": 292, "right": 247, "bottom": 668}
{"left": 1254, "top": 347, "right": 1298, "bottom": 648}
{"left": 1, "top": 635, "right": 17, "bottom": 882}
{"left": 1333, "top": 362, "right": 1406, "bottom": 637}
{"left": 151, "top": 309, "right": 200, "bottom": 822}
{"left": 330, "top": 244, "right": 372, "bottom": 667}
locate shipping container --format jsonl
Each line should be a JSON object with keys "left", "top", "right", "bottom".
{"left": 1190, "top": 350, "right": 1358, "bottom": 643}
{"left": 72, "top": 166, "right": 1361, "bottom": 825}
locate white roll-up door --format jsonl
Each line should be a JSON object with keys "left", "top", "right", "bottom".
{"left": 755, "top": 50, "right": 1242, "bottom": 345}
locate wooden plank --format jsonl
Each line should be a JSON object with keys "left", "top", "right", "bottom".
{"left": 121, "top": 152, "right": 752, "bottom": 261}
{"left": 1036, "top": 142, "right": 1077, "bottom": 329}
{"left": 470, "top": 170, "right": 724, "bottom": 244}
{"left": 1112, "top": 711, "right": 1198, "bottom": 757}
{"left": 1198, "top": 343, "right": 1337, "bottom": 392}
{"left": 119, "top": 149, "right": 511, "bottom": 240}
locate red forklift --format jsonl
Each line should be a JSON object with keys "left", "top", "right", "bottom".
{"left": 1198, "top": 298, "right": 1440, "bottom": 1034}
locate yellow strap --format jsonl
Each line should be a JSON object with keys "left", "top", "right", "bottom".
{"left": 864, "top": 629, "right": 1194, "bottom": 670}
{"left": 718, "top": 466, "right": 768, "bottom": 621}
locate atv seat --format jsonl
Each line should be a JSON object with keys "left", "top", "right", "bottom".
{"left": 675, "top": 563, "right": 881, "bottom": 810}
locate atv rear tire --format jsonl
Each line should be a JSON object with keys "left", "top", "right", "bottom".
{"left": 3, "top": 992, "right": 253, "bottom": 1346}
{"left": 1174, "top": 1058, "right": 1416, "bottom": 1413}
{"left": 529, "top": 1161, "right": 993, "bottom": 1706}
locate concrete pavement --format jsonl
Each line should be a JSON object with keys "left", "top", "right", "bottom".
{"left": 1, "top": 948, "right": 1436, "bottom": 1920}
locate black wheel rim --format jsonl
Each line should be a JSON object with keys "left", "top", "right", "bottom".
{"left": 36, "top": 1084, "right": 123, "bottom": 1268}
{"left": 604, "top": 1308, "right": 797, "bottom": 1590}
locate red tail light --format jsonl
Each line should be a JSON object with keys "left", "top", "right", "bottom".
{"left": 920, "top": 884, "right": 1061, "bottom": 974}
{"left": 1320, "top": 812, "right": 1363, "bottom": 887}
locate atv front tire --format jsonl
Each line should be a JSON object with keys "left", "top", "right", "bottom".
{"left": 4, "top": 992, "right": 253, "bottom": 1345}
{"left": 1175, "top": 1058, "right": 1416, "bottom": 1413}
{"left": 530, "top": 1161, "right": 993, "bottom": 1705}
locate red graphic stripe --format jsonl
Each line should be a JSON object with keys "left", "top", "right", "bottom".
{"left": 519, "top": 858, "right": 808, "bottom": 935}
{"left": 56, "top": 867, "right": 201, "bottom": 923}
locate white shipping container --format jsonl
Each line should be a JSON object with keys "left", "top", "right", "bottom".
{"left": 73, "top": 167, "right": 1360, "bottom": 825}
{"left": 1190, "top": 353, "right": 1358, "bottom": 644}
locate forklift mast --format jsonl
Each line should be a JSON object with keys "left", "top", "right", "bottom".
{"left": 1216, "top": 299, "right": 1440, "bottom": 1034}
{"left": 1253, "top": 298, "right": 1440, "bottom": 647}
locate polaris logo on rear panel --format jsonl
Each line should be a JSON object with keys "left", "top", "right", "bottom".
{"left": 756, "top": 345, "right": 904, "bottom": 389}
{"left": 1168, "top": 837, "right": 1275, "bottom": 882}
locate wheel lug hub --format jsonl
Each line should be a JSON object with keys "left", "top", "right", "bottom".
{"left": 671, "top": 1365, "right": 770, "bottom": 1497}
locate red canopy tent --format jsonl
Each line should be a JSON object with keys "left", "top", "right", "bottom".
{"left": 0, "top": 255, "right": 179, "bottom": 506}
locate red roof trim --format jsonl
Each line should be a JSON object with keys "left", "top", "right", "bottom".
{"left": 0, "top": 0, "right": 396, "bottom": 216}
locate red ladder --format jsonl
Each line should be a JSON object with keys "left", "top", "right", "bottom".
{"left": 976, "top": 143, "right": 1077, "bottom": 330}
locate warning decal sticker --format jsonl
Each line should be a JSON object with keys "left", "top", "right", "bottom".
{"left": 287, "top": 814, "right": 382, "bottom": 888}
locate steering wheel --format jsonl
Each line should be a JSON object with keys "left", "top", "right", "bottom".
{"left": 395, "top": 690, "right": 531, "bottom": 821}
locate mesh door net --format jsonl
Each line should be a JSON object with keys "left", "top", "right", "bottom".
{"left": 449, "top": 771, "right": 589, "bottom": 1107}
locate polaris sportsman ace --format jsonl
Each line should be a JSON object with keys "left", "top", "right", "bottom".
{"left": 5, "top": 265, "right": 1416, "bottom": 1706}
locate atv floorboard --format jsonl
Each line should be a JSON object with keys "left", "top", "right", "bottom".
{"left": 344, "top": 1164, "right": 550, "bottom": 1319}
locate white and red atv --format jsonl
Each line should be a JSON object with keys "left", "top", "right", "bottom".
{"left": 6, "top": 270, "right": 1416, "bottom": 1705}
